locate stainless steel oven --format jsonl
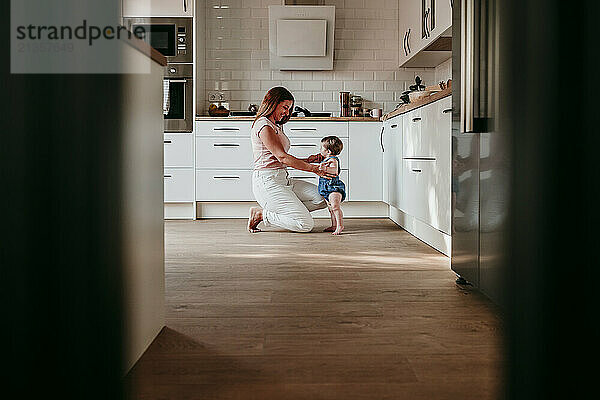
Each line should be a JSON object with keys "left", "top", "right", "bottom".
{"left": 123, "top": 17, "right": 192, "bottom": 64}
{"left": 164, "top": 64, "right": 193, "bottom": 132}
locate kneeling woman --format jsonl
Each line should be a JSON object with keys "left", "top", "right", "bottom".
{"left": 247, "top": 87, "right": 334, "bottom": 233}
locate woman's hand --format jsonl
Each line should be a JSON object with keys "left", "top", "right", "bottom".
{"left": 314, "top": 161, "right": 336, "bottom": 178}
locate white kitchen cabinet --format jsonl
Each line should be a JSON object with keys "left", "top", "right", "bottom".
{"left": 382, "top": 117, "right": 402, "bottom": 208}
{"left": 164, "top": 168, "right": 194, "bottom": 202}
{"left": 285, "top": 121, "right": 348, "bottom": 138}
{"left": 164, "top": 133, "right": 193, "bottom": 167}
{"left": 195, "top": 121, "right": 253, "bottom": 137}
{"left": 399, "top": 0, "right": 423, "bottom": 67}
{"left": 399, "top": 0, "right": 453, "bottom": 67}
{"left": 122, "top": 0, "right": 193, "bottom": 17}
{"left": 403, "top": 108, "right": 424, "bottom": 158}
{"left": 195, "top": 137, "right": 253, "bottom": 169}
{"left": 348, "top": 122, "right": 383, "bottom": 201}
{"left": 430, "top": 0, "right": 453, "bottom": 38}
{"left": 195, "top": 170, "right": 254, "bottom": 201}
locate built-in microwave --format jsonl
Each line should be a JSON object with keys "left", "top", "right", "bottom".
{"left": 123, "top": 17, "right": 192, "bottom": 64}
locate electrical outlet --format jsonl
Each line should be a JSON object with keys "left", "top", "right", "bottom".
{"left": 208, "top": 91, "right": 230, "bottom": 102}
{"left": 208, "top": 91, "right": 219, "bottom": 101}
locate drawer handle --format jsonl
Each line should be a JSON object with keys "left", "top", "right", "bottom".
{"left": 411, "top": 169, "right": 422, "bottom": 173}
{"left": 291, "top": 144, "right": 318, "bottom": 147}
{"left": 403, "top": 157, "right": 435, "bottom": 160}
{"left": 164, "top": 140, "right": 172, "bottom": 144}
{"left": 213, "top": 128, "right": 240, "bottom": 131}
{"left": 213, "top": 176, "right": 241, "bottom": 180}
{"left": 412, "top": 117, "right": 422, "bottom": 122}
{"left": 213, "top": 143, "right": 240, "bottom": 147}
{"left": 292, "top": 176, "right": 315, "bottom": 179}
{"left": 391, "top": 124, "right": 398, "bottom": 128}
{"left": 164, "top": 175, "right": 172, "bottom": 178}
{"left": 442, "top": 108, "right": 453, "bottom": 114}
{"left": 290, "top": 128, "right": 318, "bottom": 131}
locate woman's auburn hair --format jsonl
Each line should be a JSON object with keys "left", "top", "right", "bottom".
{"left": 252, "top": 86, "right": 295, "bottom": 127}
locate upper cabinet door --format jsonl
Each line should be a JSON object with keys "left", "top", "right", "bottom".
{"left": 123, "top": 0, "right": 193, "bottom": 17}
{"left": 429, "top": 0, "right": 452, "bottom": 39}
{"left": 398, "top": 0, "right": 423, "bottom": 67}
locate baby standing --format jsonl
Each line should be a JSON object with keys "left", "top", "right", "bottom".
{"left": 317, "top": 136, "right": 346, "bottom": 235}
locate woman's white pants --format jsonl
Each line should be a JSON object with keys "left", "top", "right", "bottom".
{"left": 252, "top": 168, "right": 327, "bottom": 232}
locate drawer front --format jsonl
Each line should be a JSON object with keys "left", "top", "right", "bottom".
{"left": 195, "top": 170, "right": 254, "bottom": 201}
{"left": 284, "top": 121, "right": 348, "bottom": 138}
{"left": 164, "top": 134, "right": 193, "bottom": 167}
{"left": 164, "top": 168, "right": 194, "bottom": 202}
{"left": 195, "top": 121, "right": 253, "bottom": 137}
{"left": 195, "top": 137, "right": 253, "bottom": 169}
{"left": 288, "top": 169, "right": 349, "bottom": 190}
{"left": 288, "top": 137, "right": 349, "bottom": 167}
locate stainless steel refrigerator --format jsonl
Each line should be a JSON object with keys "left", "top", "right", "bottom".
{"left": 451, "top": 0, "right": 509, "bottom": 306}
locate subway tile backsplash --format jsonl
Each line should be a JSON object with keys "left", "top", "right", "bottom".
{"left": 200, "top": 0, "right": 438, "bottom": 115}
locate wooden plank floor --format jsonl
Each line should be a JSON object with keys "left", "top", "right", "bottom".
{"left": 125, "top": 219, "right": 503, "bottom": 400}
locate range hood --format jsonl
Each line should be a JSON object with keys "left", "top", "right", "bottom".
{"left": 284, "top": 0, "right": 325, "bottom": 4}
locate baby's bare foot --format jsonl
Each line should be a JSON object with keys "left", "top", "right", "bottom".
{"left": 324, "top": 226, "right": 336, "bottom": 232}
{"left": 247, "top": 207, "right": 263, "bottom": 233}
{"left": 332, "top": 226, "right": 344, "bottom": 235}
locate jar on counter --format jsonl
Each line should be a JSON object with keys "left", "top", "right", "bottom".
{"left": 350, "top": 95, "right": 362, "bottom": 117}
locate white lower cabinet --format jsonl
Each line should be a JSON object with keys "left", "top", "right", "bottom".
{"left": 164, "top": 168, "right": 194, "bottom": 202}
{"left": 348, "top": 122, "right": 383, "bottom": 201}
{"left": 164, "top": 133, "right": 193, "bottom": 167}
{"left": 195, "top": 137, "right": 253, "bottom": 169}
{"left": 195, "top": 170, "right": 254, "bottom": 201}
{"left": 382, "top": 117, "right": 402, "bottom": 208}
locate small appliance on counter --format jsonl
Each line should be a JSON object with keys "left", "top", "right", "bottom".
{"left": 350, "top": 94, "right": 363, "bottom": 117}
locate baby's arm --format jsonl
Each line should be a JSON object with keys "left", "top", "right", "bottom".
{"left": 304, "top": 153, "right": 325, "bottom": 163}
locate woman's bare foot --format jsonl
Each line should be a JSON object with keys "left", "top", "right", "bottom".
{"left": 332, "top": 226, "right": 344, "bottom": 235}
{"left": 324, "top": 226, "right": 336, "bottom": 232}
{"left": 247, "top": 207, "right": 263, "bottom": 233}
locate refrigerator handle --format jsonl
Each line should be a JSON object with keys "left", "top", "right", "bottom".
{"left": 461, "top": 0, "right": 474, "bottom": 133}
{"left": 380, "top": 126, "right": 385, "bottom": 152}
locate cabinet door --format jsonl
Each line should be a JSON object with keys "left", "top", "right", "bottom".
{"left": 164, "top": 133, "right": 193, "bottom": 167}
{"left": 399, "top": 0, "right": 423, "bottom": 67}
{"left": 123, "top": 0, "right": 193, "bottom": 17}
{"left": 382, "top": 121, "right": 393, "bottom": 204}
{"left": 164, "top": 168, "right": 194, "bottom": 202}
{"left": 383, "top": 118, "right": 402, "bottom": 208}
{"left": 348, "top": 122, "right": 383, "bottom": 201}
{"left": 430, "top": 0, "right": 452, "bottom": 38}
{"left": 403, "top": 108, "right": 424, "bottom": 158}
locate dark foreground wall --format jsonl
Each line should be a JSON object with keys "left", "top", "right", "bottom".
{"left": 503, "top": 0, "right": 600, "bottom": 398}
{"left": 2, "top": 3, "right": 125, "bottom": 399}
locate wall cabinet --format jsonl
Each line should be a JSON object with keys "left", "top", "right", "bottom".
{"left": 398, "top": 0, "right": 423, "bottom": 67}
{"left": 122, "top": 0, "right": 193, "bottom": 17}
{"left": 398, "top": 0, "right": 452, "bottom": 67}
